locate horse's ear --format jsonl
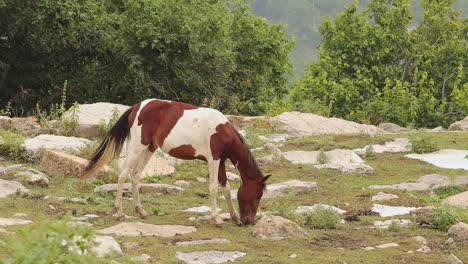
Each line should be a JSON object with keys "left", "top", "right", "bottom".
{"left": 261, "top": 174, "right": 271, "bottom": 183}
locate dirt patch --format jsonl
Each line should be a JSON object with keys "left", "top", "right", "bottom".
{"left": 311, "top": 232, "right": 367, "bottom": 249}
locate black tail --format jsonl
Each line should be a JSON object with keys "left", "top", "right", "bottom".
{"left": 81, "top": 107, "right": 133, "bottom": 179}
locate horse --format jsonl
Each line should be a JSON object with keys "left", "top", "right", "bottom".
{"left": 81, "top": 99, "right": 270, "bottom": 226}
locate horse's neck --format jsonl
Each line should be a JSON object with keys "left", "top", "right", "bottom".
{"left": 228, "top": 140, "right": 258, "bottom": 181}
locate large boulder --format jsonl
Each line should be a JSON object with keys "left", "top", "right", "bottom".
{"left": 445, "top": 190, "right": 468, "bottom": 208}
{"left": 448, "top": 116, "right": 468, "bottom": 131}
{"left": 24, "top": 135, "right": 92, "bottom": 156}
{"left": 41, "top": 149, "right": 110, "bottom": 178}
{"left": 0, "top": 179, "right": 29, "bottom": 198}
{"left": 271, "top": 112, "right": 384, "bottom": 136}
{"left": 448, "top": 222, "right": 468, "bottom": 243}
{"left": 63, "top": 102, "right": 130, "bottom": 138}
{"left": 253, "top": 215, "right": 308, "bottom": 240}
{"left": 118, "top": 154, "right": 175, "bottom": 178}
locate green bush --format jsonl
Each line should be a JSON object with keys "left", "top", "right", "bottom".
{"left": 0, "top": 130, "right": 26, "bottom": 161}
{"left": 304, "top": 207, "right": 341, "bottom": 229}
{"left": 410, "top": 132, "right": 438, "bottom": 154}
{"left": 0, "top": 218, "right": 104, "bottom": 264}
{"left": 435, "top": 186, "right": 463, "bottom": 199}
{"left": 430, "top": 207, "right": 462, "bottom": 231}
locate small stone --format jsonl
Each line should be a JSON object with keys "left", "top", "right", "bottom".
{"left": 364, "top": 247, "right": 376, "bottom": 251}
{"left": 131, "top": 254, "right": 151, "bottom": 262}
{"left": 123, "top": 242, "right": 140, "bottom": 249}
{"left": 445, "top": 237, "right": 455, "bottom": 245}
{"left": 257, "top": 155, "right": 274, "bottom": 165}
{"left": 371, "top": 192, "right": 398, "bottom": 202}
{"left": 175, "top": 238, "right": 230, "bottom": 246}
{"left": 196, "top": 177, "right": 207, "bottom": 183}
{"left": 373, "top": 219, "right": 412, "bottom": 229}
{"left": 175, "top": 180, "right": 191, "bottom": 188}
{"left": 415, "top": 246, "right": 431, "bottom": 253}
{"left": 375, "top": 243, "right": 399, "bottom": 249}
{"left": 226, "top": 172, "right": 240, "bottom": 181}
{"left": 13, "top": 213, "right": 28, "bottom": 218}
{"left": 412, "top": 236, "right": 427, "bottom": 245}
{"left": 181, "top": 206, "right": 221, "bottom": 213}
{"left": 253, "top": 215, "right": 308, "bottom": 240}
{"left": 289, "top": 254, "right": 297, "bottom": 259}
{"left": 0, "top": 218, "right": 33, "bottom": 226}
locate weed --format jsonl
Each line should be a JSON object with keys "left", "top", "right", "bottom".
{"left": 97, "top": 108, "right": 121, "bottom": 137}
{"left": 61, "top": 102, "right": 79, "bottom": 136}
{"left": 151, "top": 208, "right": 167, "bottom": 216}
{"left": 142, "top": 175, "right": 162, "bottom": 183}
{"left": 388, "top": 220, "right": 401, "bottom": 232}
{"left": 435, "top": 186, "right": 463, "bottom": 199}
{"left": 0, "top": 129, "right": 26, "bottom": 161}
{"left": 0, "top": 216, "right": 105, "bottom": 263}
{"left": 430, "top": 207, "right": 462, "bottom": 231}
{"left": 245, "top": 129, "right": 266, "bottom": 149}
{"left": 195, "top": 190, "right": 209, "bottom": 198}
{"left": 364, "top": 145, "right": 375, "bottom": 158}
{"left": 304, "top": 207, "right": 341, "bottom": 229}
{"left": 410, "top": 132, "right": 438, "bottom": 154}
{"left": 92, "top": 178, "right": 106, "bottom": 187}
{"left": 0, "top": 101, "right": 12, "bottom": 116}
{"left": 317, "top": 149, "right": 329, "bottom": 164}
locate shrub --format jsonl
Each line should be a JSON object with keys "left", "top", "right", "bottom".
{"left": 97, "top": 108, "right": 121, "bottom": 138}
{"left": 0, "top": 217, "right": 105, "bottom": 264}
{"left": 304, "top": 207, "right": 341, "bottom": 229}
{"left": 430, "top": 207, "right": 462, "bottom": 231}
{"left": 435, "top": 186, "right": 463, "bottom": 199}
{"left": 317, "top": 150, "right": 329, "bottom": 164}
{"left": 0, "top": 129, "right": 26, "bottom": 161}
{"left": 142, "top": 175, "right": 162, "bottom": 183}
{"left": 410, "top": 132, "right": 438, "bottom": 154}
{"left": 61, "top": 102, "right": 79, "bottom": 137}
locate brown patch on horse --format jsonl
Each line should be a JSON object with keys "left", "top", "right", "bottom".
{"left": 218, "top": 159, "right": 227, "bottom": 187}
{"left": 128, "top": 102, "right": 141, "bottom": 128}
{"left": 137, "top": 100, "right": 198, "bottom": 147}
{"left": 209, "top": 123, "right": 235, "bottom": 161}
{"left": 168, "top": 144, "right": 206, "bottom": 161}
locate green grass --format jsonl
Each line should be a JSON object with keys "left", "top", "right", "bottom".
{"left": 0, "top": 131, "right": 467, "bottom": 263}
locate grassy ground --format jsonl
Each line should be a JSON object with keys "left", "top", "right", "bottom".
{"left": 0, "top": 131, "right": 467, "bottom": 263}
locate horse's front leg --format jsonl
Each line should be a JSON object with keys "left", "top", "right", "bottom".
{"left": 130, "top": 150, "right": 152, "bottom": 219}
{"left": 218, "top": 160, "right": 241, "bottom": 225}
{"left": 208, "top": 159, "right": 223, "bottom": 227}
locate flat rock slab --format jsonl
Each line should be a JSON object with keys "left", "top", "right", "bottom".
{"left": 24, "top": 135, "right": 92, "bottom": 155}
{"left": 295, "top": 204, "right": 346, "bottom": 215}
{"left": 0, "top": 217, "right": 33, "bottom": 226}
{"left": 94, "top": 183, "right": 183, "bottom": 194}
{"left": 181, "top": 206, "right": 221, "bottom": 213}
{"left": 41, "top": 149, "right": 110, "bottom": 178}
{"left": 189, "top": 213, "right": 231, "bottom": 222}
{"left": 373, "top": 219, "right": 412, "bottom": 229}
{"left": 283, "top": 149, "right": 373, "bottom": 173}
{"left": 372, "top": 192, "right": 399, "bottom": 201}
{"left": 354, "top": 138, "right": 411, "bottom": 154}
{"left": 271, "top": 112, "right": 384, "bottom": 136}
{"left": 253, "top": 215, "right": 308, "bottom": 240}
{"left": 97, "top": 222, "right": 196, "bottom": 237}
{"left": 175, "top": 238, "right": 230, "bottom": 246}
{"left": 229, "top": 180, "right": 317, "bottom": 200}
{"left": 405, "top": 149, "right": 468, "bottom": 170}
{"left": 176, "top": 251, "right": 246, "bottom": 264}
{"left": 369, "top": 174, "right": 468, "bottom": 191}
{"left": 372, "top": 204, "right": 418, "bottom": 217}
{"left": 445, "top": 190, "right": 468, "bottom": 208}
{"left": 0, "top": 179, "right": 29, "bottom": 198}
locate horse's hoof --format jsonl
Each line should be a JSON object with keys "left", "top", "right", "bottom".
{"left": 210, "top": 217, "right": 224, "bottom": 228}
{"left": 138, "top": 211, "right": 149, "bottom": 219}
{"left": 113, "top": 214, "right": 126, "bottom": 221}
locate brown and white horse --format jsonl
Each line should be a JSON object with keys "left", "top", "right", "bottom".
{"left": 82, "top": 99, "right": 270, "bottom": 226}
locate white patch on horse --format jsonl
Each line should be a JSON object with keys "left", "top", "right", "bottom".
{"left": 160, "top": 108, "right": 228, "bottom": 160}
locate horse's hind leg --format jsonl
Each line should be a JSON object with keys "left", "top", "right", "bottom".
{"left": 218, "top": 160, "right": 241, "bottom": 225}
{"left": 130, "top": 149, "right": 153, "bottom": 218}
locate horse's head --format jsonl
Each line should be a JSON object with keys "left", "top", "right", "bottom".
{"left": 237, "top": 175, "right": 271, "bottom": 225}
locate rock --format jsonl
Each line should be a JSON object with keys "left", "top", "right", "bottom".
{"left": 448, "top": 116, "right": 468, "bottom": 131}
{"left": 226, "top": 172, "right": 240, "bottom": 181}
{"left": 264, "top": 143, "right": 282, "bottom": 160}
{"left": 258, "top": 134, "right": 288, "bottom": 143}
{"left": 253, "top": 215, "right": 308, "bottom": 240}
{"left": 0, "top": 179, "right": 29, "bottom": 198}
{"left": 0, "top": 164, "right": 23, "bottom": 174}
{"left": 415, "top": 245, "right": 431, "bottom": 253}
{"left": 15, "top": 168, "right": 49, "bottom": 187}
{"left": 13, "top": 213, "right": 27, "bottom": 218}
{"left": 283, "top": 149, "right": 373, "bottom": 173}
{"left": 24, "top": 135, "right": 92, "bottom": 156}
{"left": 176, "top": 251, "right": 246, "bottom": 264}
{"left": 405, "top": 149, "right": 468, "bottom": 170}
{"left": 43, "top": 196, "right": 87, "bottom": 204}
{"left": 181, "top": 206, "right": 221, "bottom": 213}
{"left": 131, "top": 254, "right": 151, "bottom": 262}
{"left": 119, "top": 154, "right": 175, "bottom": 178}
{"left": 256, "top": 155, "right": 274, "bottom": 165}
{"left": 372, "top": 204, "right": 418, "bottom": 217}
{"left": 63, "top": 102, "right": 130, "bottom": 138}
{"left": 175, "top": 238, "right": 230, "bottom": 246}
{"left": 448, "top": 253, "right": 464, "bottom": 264}
{"left": 0, "top": 228, "right": 14, "bottom": 234}
{"left": 98, "top": 222, "right": 196, "bottom": 237}
{"left": 94, "top": 183, "right": 183, "bottom": 195}
{"left": 369, "top": 174, "right": 468, "bottom": 191}
{"left": 445, "top": 237, "right": 455, "bottom": 245}
{"left": 371, "top": 192, "right": 399, "bottom": 201}
{"left": 123, "top": 242, "right": 140, "bottom": 249}
{"left": 353, "top": 138, "right": 411, "bottom": 154}
{"left": 289, "top": 254, "right": 297, "bottom": 259}
{"left": 41, "top": 150, "right": 110, "bottom": 178}
{"left": 0, "top": 116, "right": 13, "bottom": 130}
{"left": 445, "top": 190, "right": 468, "bottom": 208}
{"left": 229, "top": 180, "right": 318, "bottom": 200}
{"left": 175, "top": 180, "right": 191, "bottom": 188}
{"left": 271, "top": 112, "right": 384, "bottom": 136}
{"left": 375, "top": 243, "right": 399, "bottom": 249}
{"left": 226, "top": 115, "right": 269, "bottom": 130}
{"left": 373, "top": 219, "right": 412, "bottom": 229}
{"left": 448, "top": 222, "right": 468, "bottom": 242}
{"left": 0, "top": 217, "right": 33, "bottom": 226}
{"left": 92, "top": 235, "right": 122, "bottom": 257}
{"left": 413, "top": 236, "right": 427, "bottom": 245}
{"left": 378, "top": 123, "right": 408, "bottom": 133}
{"left": 189, "top": 213, "right": 231, "bottom": 222}
{"left": 196, "top": 177, "right": 207, "bottom": 183}
{"left": 295, "top": 204, "right": 346, "bottom": 215}
{"left": 430, "top": 126, "right": 445, "bottom": 132}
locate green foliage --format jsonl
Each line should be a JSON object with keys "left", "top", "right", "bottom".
{"left": 98, "top": 108, "right": 120, "bottom": 137}
{"left": 435, "top": 186, "right": 463, "bottom": 200}
{"left": 304, "top": 207, "right": 341, "bottom": 229}
{"left": 61, "top": 102, "right": 79, "bottom": 137}
{"left": 317, "top": 150, "right": 329, "bottom": 164}
{"left": 0, "top": 101, "right": 12, "bottom": 116}
{"left": 195, "top": 190, "right": 209, "bottom": 198}
{"left": 430, "top": 207, "right": 462, "bottom": 231}
{"left": 92, "top": 178, "right": 106, "bottom": 187}
{"left": 0, "top": 217, "right": 103, "bottom": 264}
{"left": 292, "top": 0, "right": 467, "bottom": 128}
{"left": 0, "top": 129, "right": 26, "bottom": 160}
{"left": 142, "top": 175, "right": 162, "bottom": 184}
{"left": 151, "top": 208, "right": 167, "bottom": 216}
{"left": 388, "top": 220, "right": 402, "bottom": 232}
{"left": 0, "top": 0, "right": 293, "bottom": 116}
{"left": 410, "top": 132, "right": 438, "bottom": 154}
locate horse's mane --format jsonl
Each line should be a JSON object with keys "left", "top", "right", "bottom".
{"left": 228, "top": 123, "right": 263, "bottom": 180}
